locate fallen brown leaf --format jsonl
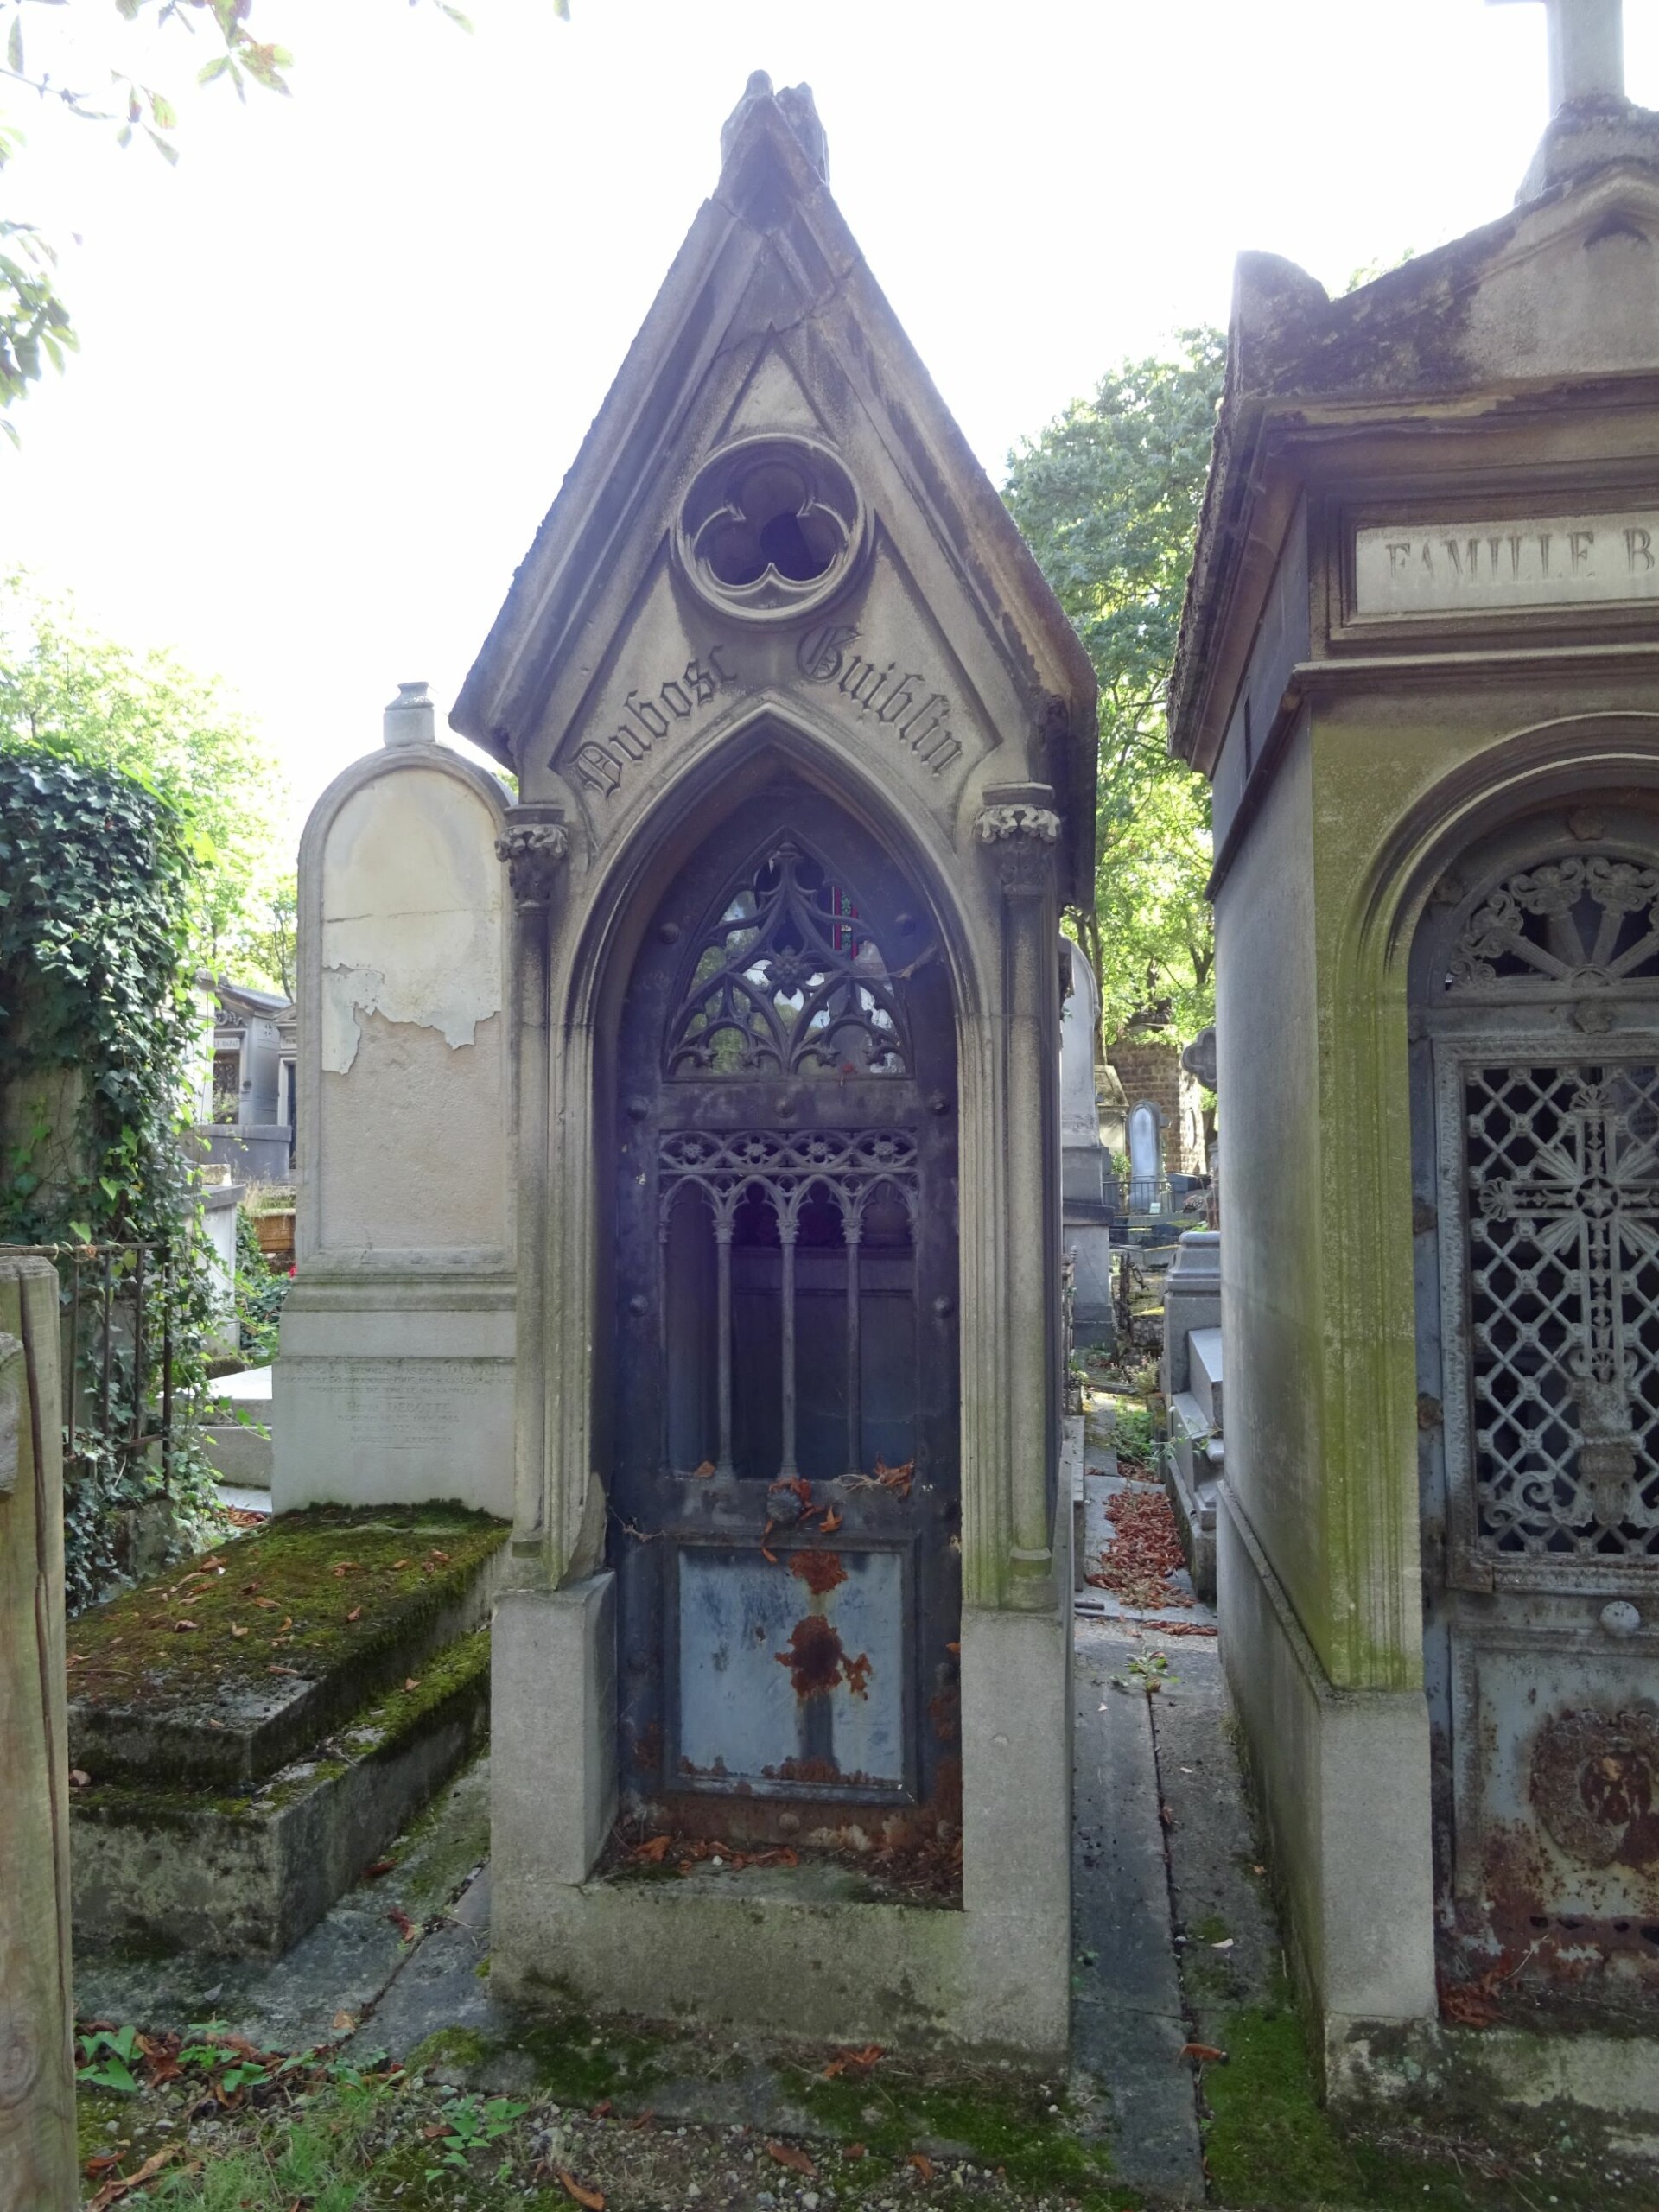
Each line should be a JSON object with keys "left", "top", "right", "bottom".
{"left": 404, "top": 1676, "right": 421, "bottom": 1692}
{"left": 843, "top": 2141, "right": 868, "bottom": 2160}
{"left": 332, "top": 1561, "right": 360, "bottom": 1577}
{"left": 588, "top": 2098, "right": 613, "bottom": 2118}
{"left": 387, "top": 1907, "right": 417, "bottom": 1941}
{"left": 251, "top": 1596, "right": 279, "bottom": 1610}
{"left": 268, "top": 1665, "right": 301, "bottom": 1678}
{"left": 422, "top": 2123, "right": 448, "bottom": 2141}
{"left": 632, "top": 1834, "right": 671, "bottom": 1864}
{"left": 391, "top": 1557, "right": 410, "bottom": 1568}
{"left": 556, "top": 2170, "right": 605, "bottom": 2209}
{"left": 346, "top": 1605, "right": 362, "bottom": 1623}
{"left": 628, "top": 2110, "right": 655, "bottom": 2130}
{"left": 819, "top": 1507, "right": 843, "bottom": 1533}
{"left": 240, "top": 1581, "right": 259, "bottom": 1594}
{"left": 84, "top": 2152, "right": 122, "bottom": 2177}
{"left": 229, "top": 1624, "right": 248, "bottom": 1639}
{"left": 906, "top": 2151, "right": 935, "bottom": 2180}
{"left": 693, "top": 1459, "right": 716, "bottom": 1478}
{"left": 174, "top": 1619, "right": 198, "bottom": 1633}
{"left": 823, "top": 2043, "right": 883, "bottom": 2077}
{"left": 68, "top": 1770, "right": 90, "bottom": 1789}
{"left": 766, "top": 2140, "right": 817, "bottom": 2179}
{"left": 333, "top": 2011, "right": 358, "bottom": 2034}
{"left": 1179, "top": 2042, "right": 1226, "bottom": 2063}
{"left": 363, "top": 1857, "right": 397, "bottom": 1879}
{"left": 89, "top": 2143, "right": 180, "bottom": 2208}
{"left": 428, "top": 1548, "right": 450, "bottom": 1564}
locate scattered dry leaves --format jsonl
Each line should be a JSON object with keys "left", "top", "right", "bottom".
{"left": 1084, "top": 1487, "right": 1192, "bottom": 1611}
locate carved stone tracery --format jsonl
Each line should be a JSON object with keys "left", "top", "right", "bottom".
{"left": 665, "top": 840, "right": 908, "bottom": 1078}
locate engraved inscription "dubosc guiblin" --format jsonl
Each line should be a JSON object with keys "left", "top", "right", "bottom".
{"left": 1354, "top": 512, "right": 1659, "bottom": 619}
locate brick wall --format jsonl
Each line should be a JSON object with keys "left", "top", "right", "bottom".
{"left": 1105, "top": 1037, "right": 1206, "bottom": 1178}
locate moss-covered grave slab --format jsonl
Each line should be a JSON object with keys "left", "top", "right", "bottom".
{"left": 67, "top": 1507, "right": 508, "bottom": 1959}
{"left": 67, "top": 1505, "right": 508, "bottom": 1789}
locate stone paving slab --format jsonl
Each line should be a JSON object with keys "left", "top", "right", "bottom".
{"left": 1072, "top": 1621, "right": 1205, "bottom": 2206}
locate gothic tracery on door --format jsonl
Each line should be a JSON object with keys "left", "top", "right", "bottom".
{"left": 1413, "top": 811, "right": 1659, "bottom": 2003}
{"left": 608, "top": 783, "right": 962, "bottom": 1872}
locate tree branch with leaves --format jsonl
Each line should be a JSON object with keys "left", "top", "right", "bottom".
{"left": 1003, "top": 327, "right": 1224, "bottom": 1050}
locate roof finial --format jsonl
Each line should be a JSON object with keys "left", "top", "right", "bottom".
{"left": 1489, "top": 0, "right": 1624, "bottom": 111}
{"left": 719, "top": 69, "right": 830, "bottom": 182}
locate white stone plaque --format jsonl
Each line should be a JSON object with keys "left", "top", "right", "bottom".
{"left": 1353, "top": 511, "right": 1659, "bottom": 619}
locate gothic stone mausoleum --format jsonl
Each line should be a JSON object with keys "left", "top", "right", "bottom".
{"left": 286, "top": 75, "right": 1097, "bottom": 2053}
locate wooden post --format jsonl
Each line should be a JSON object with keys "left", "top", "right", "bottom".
{"left": 0, "top": 1255, "right": 77, "bottom": 2210}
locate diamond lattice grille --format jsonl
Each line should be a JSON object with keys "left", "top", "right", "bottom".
{"left": 1465, "top": 1061, "right": 1659, "bottom": 1561}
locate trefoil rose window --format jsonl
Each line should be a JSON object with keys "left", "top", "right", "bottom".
{"left": 677, "top": 435, "right": 867, "bottom": 622}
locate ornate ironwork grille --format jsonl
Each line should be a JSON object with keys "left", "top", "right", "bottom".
{"left": 1416, "top": 830, "right": 1659, "bottom": 1996}
{"left": 1463, "top": 1061, "right": 1659, "bottom": 1562}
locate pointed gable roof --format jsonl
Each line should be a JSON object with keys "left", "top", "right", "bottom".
{"left": 450, "top": 72, "right": 1096, "bottom": 904}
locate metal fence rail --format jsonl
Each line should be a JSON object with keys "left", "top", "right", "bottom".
{"left": 8, "top": 1241, "right": 176, "bottom": 1488}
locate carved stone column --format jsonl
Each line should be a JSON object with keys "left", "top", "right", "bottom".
{"left": 976, "top": 785, "right": 1063, "bottom": 1608}
{"left": 495, "top": 806, "right": 571, "bottom": 1554}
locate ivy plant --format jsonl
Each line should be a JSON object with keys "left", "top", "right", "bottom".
{"left": 0, "top": 747, "right": 223, "bottom": 1605}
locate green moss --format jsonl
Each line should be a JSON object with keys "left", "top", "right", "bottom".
{"left": 353, "top": 1629, "right": 491, "bottom": 1759}
{"left": 409, "top": 2008, "right": 678, "bottom": 2107}
{"left": 1203, "top": 1988, "right": 1655, "bottom": 2209}
{"left": 791, "top": 2063, "right": 1127, "bottom": 2203}
{"left": 1189, "top": 1910, "right": 1230, "bottom": 1944}
{"left": 69, "top": 1504, "right": 507, "bottom": 1711}
{"left": 73, "top": 1632, "right": 491, "bottom": 1832}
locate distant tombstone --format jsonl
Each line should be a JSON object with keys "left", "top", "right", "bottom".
{"left": 0, "top": 1257, "right": 76, "bottom": 2210}
{"left": 1059, "top": 939, "right": 1116, "bottom": 1344}
{"left": 274, "top": 683, "right": 515, "bottom": 1516}
{"left": 1127, "top": 1101, "right": 1161, "bottom": 1209}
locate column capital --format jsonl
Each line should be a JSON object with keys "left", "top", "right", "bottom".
{"left": 496, "top": 804, "right": 570, "bottom": 909}
{"left": 976, "top": 784, "right": 1061, "bottom": 896}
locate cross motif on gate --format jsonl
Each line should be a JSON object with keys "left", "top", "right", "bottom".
{"left": 1489, "top": 0, "right": 1625, "bottom": 111}
{"left": 1476, "top": 1073, "right": 1659, "bottom": 1526}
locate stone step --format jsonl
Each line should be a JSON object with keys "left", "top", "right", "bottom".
{"left": 72, "top": 1626, "right": 491, "bottom": 1959}
{"left": 68, "top": 1505, "right": 509, "bottom": 1791}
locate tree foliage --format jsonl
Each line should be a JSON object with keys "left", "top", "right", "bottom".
{"left": 0, "top": 0, "right": 569, "bottom": 427}
{"left": 0, "top": 572, "right": 290, "bottom": 979}
{"left": 1003, "top": 328, "right": 1224, "bottom": 1046}
{"left": 0, "top": 747, "right": 223, "bottom": 1603}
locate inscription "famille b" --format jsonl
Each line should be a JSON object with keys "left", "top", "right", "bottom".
{"left": 1354, "top": 509, "right": 1659, "bottom": 620}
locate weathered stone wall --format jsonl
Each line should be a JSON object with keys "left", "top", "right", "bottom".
{"left": 1105, "top": 1036, "right": 1205, "bottom": 1176}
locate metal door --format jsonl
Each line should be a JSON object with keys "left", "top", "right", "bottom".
{"left": 608, "top": 783, "right": 961, "bottom": 1859}
{"left": 1414, "top": 825, "right": 1659, "bottom": 2008}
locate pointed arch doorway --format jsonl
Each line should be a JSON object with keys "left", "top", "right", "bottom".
{"left": 607, "top": 778, "right": 963, "bottom": 1862}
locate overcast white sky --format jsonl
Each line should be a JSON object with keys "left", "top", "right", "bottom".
{"left": 5, "top": 0, "right": 1658, "bottom": 830}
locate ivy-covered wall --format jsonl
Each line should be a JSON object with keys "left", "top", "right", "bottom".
{"left": 0, "top": 747, "right": 222, "bottom": 1605}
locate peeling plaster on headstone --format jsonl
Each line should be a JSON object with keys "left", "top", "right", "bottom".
{"left": 319, "top": 772, "right": 505, "bottom": 1076}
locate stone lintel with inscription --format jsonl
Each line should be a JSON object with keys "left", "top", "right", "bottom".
{"left": 1354, "top": 510, "right": 1659, "bottom": 620}
{"left": 557, "top": 623, "right": 977, "bottom": 804}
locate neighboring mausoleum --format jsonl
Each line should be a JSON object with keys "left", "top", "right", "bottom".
{"left": 1169, "top": 0, "right": 1659, "bottom": 2110}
